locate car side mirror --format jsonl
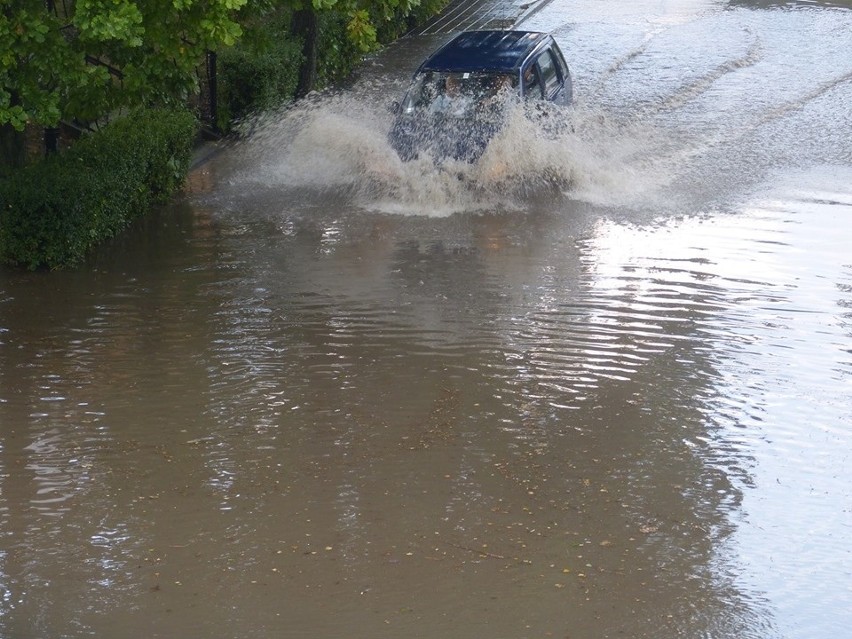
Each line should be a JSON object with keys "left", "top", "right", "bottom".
{"left": 389, "top": 101, "right": 401, "bottom": 114}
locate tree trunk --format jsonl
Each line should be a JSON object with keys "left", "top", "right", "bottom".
{"left": 0, "top": 124, "right": 26, "bottom": 177}
{"left": 292, "top": 8, "right": 318, "bottom": 99}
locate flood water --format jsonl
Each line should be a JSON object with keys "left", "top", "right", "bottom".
{"left": 2, "top": 0, "right": 851, "bottom": 637}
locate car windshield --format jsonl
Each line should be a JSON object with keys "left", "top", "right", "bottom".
{"left": 400, "top": 72, "right": 517, "bottom": 117}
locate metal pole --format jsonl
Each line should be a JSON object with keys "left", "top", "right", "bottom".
{"left": 207, "top": 51, "right": 219, "bottom": 131}
{"left": 45, "top": 127, "right": 59, "bottom": 155}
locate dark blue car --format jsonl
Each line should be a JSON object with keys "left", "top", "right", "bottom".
{"left": 389, "top": 30, "right": 573, "bottom": 163}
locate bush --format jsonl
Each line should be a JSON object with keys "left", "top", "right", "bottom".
{"left": 316, "top": 11, "right": 363, "bottom": 88}
{"left": 0, "top": 108, "right": 198, "bottom": 270}
{"left": 218, "top": 12, "right": 303, "bottom": 128}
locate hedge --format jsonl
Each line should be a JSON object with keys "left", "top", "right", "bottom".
{"left": 216, "top": 9, "right": 363, "bottom": 129}
{"left": 217, "top": 10, "right": 303, "bottom": 128}
{"left": 0, "top": 108, "right": 198, "bottom": 270}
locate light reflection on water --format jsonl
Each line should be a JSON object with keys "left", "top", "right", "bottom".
{"left": 694, "top": 177, "right": 852, "bottom": 638}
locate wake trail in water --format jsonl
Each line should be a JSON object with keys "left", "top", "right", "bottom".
{"left": 647, "top": 64, "right": 852, "bottom": 191}
{"left": 651, "top": 33, "right": 762, "bottom": 113}
{"left": 585, "top": 26, "right": 665, "bottom": 102}
{"left": 749, "top": 68, "right": 852, "bottom": 130}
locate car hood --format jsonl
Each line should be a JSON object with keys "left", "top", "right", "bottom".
{"left": 389, "top": 109, "right": 505, "bottom": 163}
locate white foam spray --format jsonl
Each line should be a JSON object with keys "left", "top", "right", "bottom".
{"left": 206, "top": 88, "right": 670, "bottom": 217}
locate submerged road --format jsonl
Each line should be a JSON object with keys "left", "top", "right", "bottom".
{"left": 2, "top": 0, "right": 852, "bottom": 638}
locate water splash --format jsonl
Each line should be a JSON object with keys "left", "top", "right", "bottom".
{"left": 207, "top": 90, "right": 668, "bottom": 216}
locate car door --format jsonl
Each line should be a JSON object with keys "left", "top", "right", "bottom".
{"left": 547, "top": 44, "right": 573, "bottom": 105}
{"left": 537, "top": 49, "right": 564, "bottom": 104}
{"left": 521, "top": 45, "right": 572, "bottom": 106}
{"left": 521, "top": 54, "right": 543, "bottom": 101}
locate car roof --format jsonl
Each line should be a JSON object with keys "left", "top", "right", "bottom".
{"left": 417, "top": 30, "right": 551, "bottom": 74}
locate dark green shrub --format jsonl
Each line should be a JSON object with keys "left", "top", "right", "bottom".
{"left": 0, "top": 108, "right": 198, "bottom": 270}
{"left": 218, "top": 12, "right": 303, "bottom": 128}
{"left": 316, "top": 11, "right": 363, "bottom": 88}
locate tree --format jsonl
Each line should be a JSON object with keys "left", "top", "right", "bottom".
{"left": 288, "top": 0, "right": 436, "bottom": 97}
{"left": 0, "top": 0, "right": 247, "bottom": 132}
{"left": 1, "top": 0, "right": 442, "bottom": 137}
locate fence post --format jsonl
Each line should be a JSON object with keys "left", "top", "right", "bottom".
{"left": 45, "top": 127, "right": 59, "bottom": 155}
{"left": 206, "top": 50, "right": 219, "bottom": 132}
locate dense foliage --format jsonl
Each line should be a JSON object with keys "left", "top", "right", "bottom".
{"left": 218, "top": 0, "right": 447, "bottom": 127}
{"left": 0, "top": 108, "right": 198, "bottom": 269}
{"left": 0, "top": 0, "right": 448, "bottom": 271}
{"left": 317, "top": 0, "right": 449, "bottom": 81}
{"left": 1, "top": 0, "right": 447, "bottom": 132}
{"left": 1, "top": 0, "right": 246, "bottom": 131}
{"left": 216, "top": 10, "right": 303, "bottom": 127}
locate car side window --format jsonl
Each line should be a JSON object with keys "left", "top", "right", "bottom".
{"left": 538, "top": 50, "right": 561, "bottom": 98}
{"left": 522, "top": 65, "right": 542, "bottom": 100}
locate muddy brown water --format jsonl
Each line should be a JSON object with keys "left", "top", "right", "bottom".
{"left": 2, "top": 1, "right": 851, "bottom": 637}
